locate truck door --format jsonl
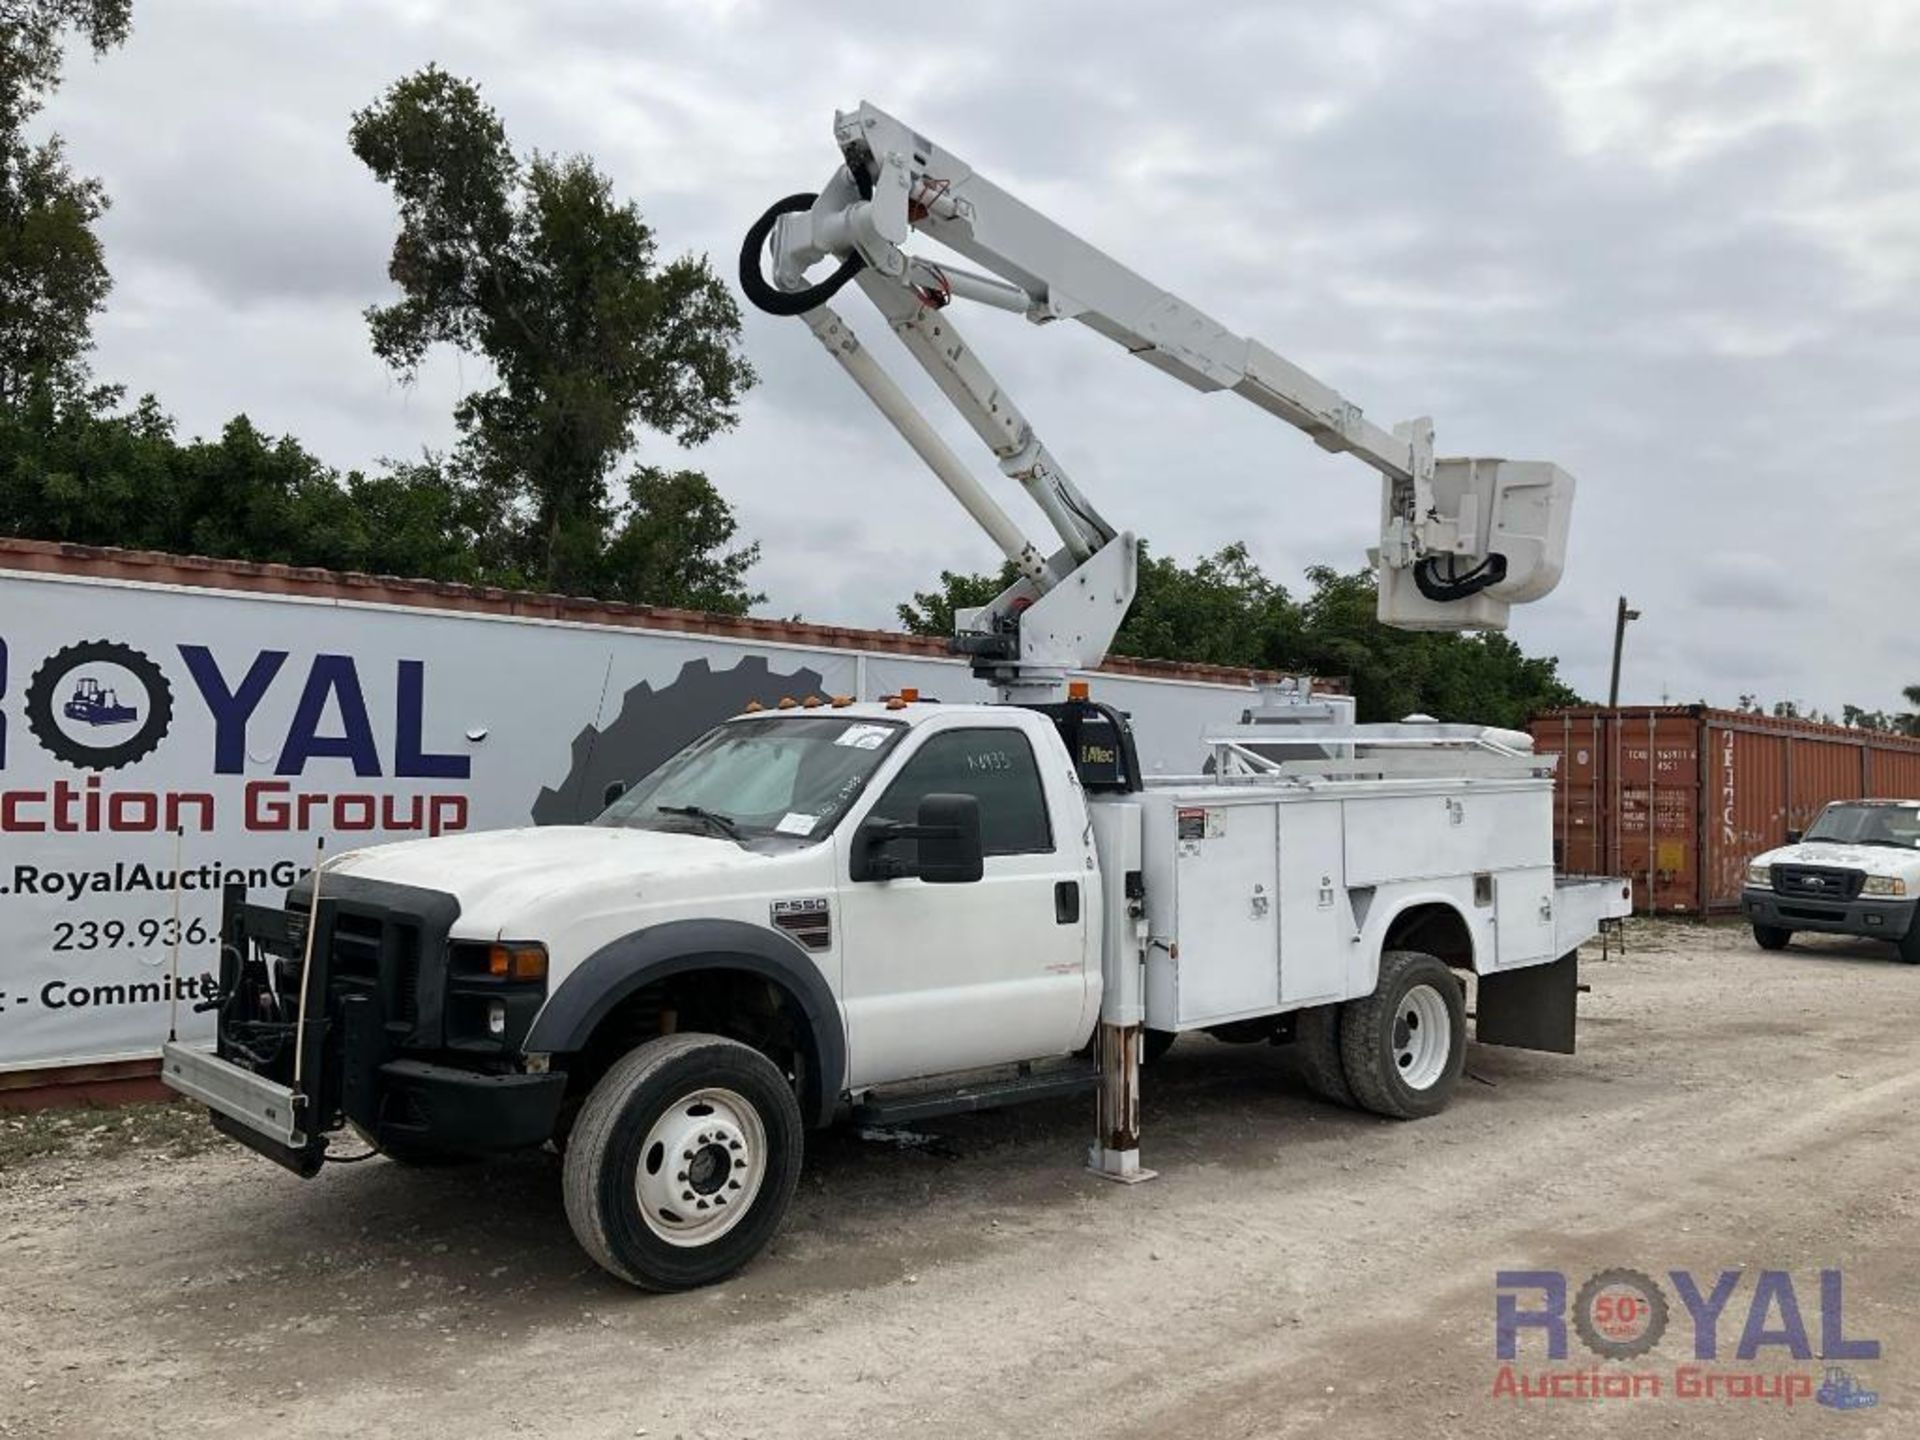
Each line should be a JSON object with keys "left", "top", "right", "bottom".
{"left": 835, "top": 723, "right": 1090, "bottom": 1089}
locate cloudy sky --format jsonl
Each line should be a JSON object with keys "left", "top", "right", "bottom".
{"left": 37, "top": 0, "right": 1920, "bottom": 713}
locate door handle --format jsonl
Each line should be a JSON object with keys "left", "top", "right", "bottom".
{"left": 1054, "top": 880, "right": 1080, "bottom": 925}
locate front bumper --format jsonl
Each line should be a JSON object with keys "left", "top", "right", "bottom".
{"left": 162, "top": 1041, "right": 564, "bottom": 1174}
{"left": 1742, "top": 887, "right": 1918, "bottom": 940}
{"left": 163, "top": 880, "right": 567, "bottom": 1175}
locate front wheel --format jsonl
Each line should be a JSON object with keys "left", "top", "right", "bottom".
{"left": 1752, "top": 923, "right": 1793, "bottom": 951}
{"left": 563, "top": 1033, "right": 803, "bottom": 1291}
{"left": 1339, "top": 950, "right": 1467, "bottom": 1120}
{"left": 1898, "top": 925, "right": 1920, "bottom": 965}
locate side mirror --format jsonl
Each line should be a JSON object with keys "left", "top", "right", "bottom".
{"left": 852, "top": 793, "right": 984, "bottom": 884}
{"left": 914, "top": 793, "right": 984, "bottom": 884}
{"left": 603, "top": 780, "right": 628, "bottom": 808}
{"left": 1785, "top": 828, "right": 1802, "bottom": 845}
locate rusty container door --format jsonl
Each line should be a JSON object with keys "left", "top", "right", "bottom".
{"left": 1533, "top": 712, "right": 1608, "bottom": 877}
{"left": 1612, "top": 712, "right": 1706, "bottom": 913}
{"left": 1532, "top": 709, "right": 1707, "bottom": 913}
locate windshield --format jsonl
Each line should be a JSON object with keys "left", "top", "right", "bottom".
{"left": 1801, "top": 803, "right": 1920, "bottom": 849}
{"left": 595, "top": 715, "right": 906, "bottom": 843}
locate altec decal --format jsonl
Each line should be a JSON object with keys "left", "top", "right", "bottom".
{"left": 1, "top": 640, "right": 472, "bottom": 836}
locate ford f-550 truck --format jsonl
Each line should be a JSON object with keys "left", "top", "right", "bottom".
{"left": 161, "top": 102, "right": 1629, "bottom": 1290}
{"left": 165, "top": 694, "right": 1628, "bottom": 1289}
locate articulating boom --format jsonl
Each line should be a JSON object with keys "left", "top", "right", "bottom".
{"left": 741, "top": 102, "right": 1575, "bottom": 700}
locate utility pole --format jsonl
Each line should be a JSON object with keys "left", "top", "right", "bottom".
{"left": 1608, "top": 596, "right": 1641, "bottom": 707}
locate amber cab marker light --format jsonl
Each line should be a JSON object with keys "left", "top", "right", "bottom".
{"left": 830, "top": 694, "right": 854, "bottom": 708}
{"left": 488, "top": 944, "right": 548, "bottom": 982}
{"left": 744, "top": 700, "right": 765, "bottom": 712}
{"left": 900, "top": 687, "right": 920, "bottom": 703}
{"left": 1068, "top": 680, "right": 1090, "bottom": 701}
{"left": 777, "top": 696, "right": 799, "bottom": 709}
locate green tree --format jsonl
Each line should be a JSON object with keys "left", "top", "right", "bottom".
{"left": 0, "top": 0, "right": 131, "bottom": 403}
{"left": 0, "top": 386, "right": 503, "bottom": 579}
{"left": 900, "top": 542, "right": 1295, "bottom": 671}
{"left": 349, "top": 66, "right": 757, "bottom": 603}
{"left": 898, "top": 546, "right": 1582, "bottom": 726}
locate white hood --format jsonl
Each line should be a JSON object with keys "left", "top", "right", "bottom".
{"left": 1757, "top": 842, "right": 1920, "bottom": 877}
{"left": 323, "top": 825, "right": 787, "bottom": 936}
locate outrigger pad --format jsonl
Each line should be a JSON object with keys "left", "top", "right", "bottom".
{"left": 1476, "top": 950, "right": 1578, "bottom": 1055}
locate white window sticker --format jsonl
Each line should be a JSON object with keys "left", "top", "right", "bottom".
{"left": 834, "top": 724, "right": 892, "bottom": 750}
{"left": 775, "top": 812, "right": 820, "bottom": 836}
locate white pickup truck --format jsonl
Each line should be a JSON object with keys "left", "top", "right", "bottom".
{"left": 1741, "top": 799, "right": 1920, "bottom": 962}
{"left": 164, "top": 693, "right": 1631, "bottom": 1289}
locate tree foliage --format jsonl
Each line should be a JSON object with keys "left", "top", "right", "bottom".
{"left": 0, "top": 387, "right": 495, "bottom": 576}
{"left": 0, "top": 0, "right": 129, "bottom": 403}
{"left": 1841, "top": 688, "right": 1920, "bottom": 736}
{"left": 900, "top": 545, "right": 1583, "bottom": 727}
{"left": 348, "top": 66, "right": 757, "bottom": 600}
{"left": 0, "top": 46, "right": 766, "bottom": 617}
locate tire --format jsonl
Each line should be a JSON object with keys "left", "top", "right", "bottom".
{"left": 1898, "top": 926, "right": 1920, "bottom": 965}
{"left": 563, "top": 1033, "right": 802, "bottom": 1291}
{"left": 1752, "top": 924, "right": 1793, "bottom": 951}
{"left": 1338, "top": 950, "right": 1467, "bottom": 1120}
{"left": 1142, "top": 1028, "right": 1178, "bottom": 1065}
{"left": 1292, "top": 1004, "right": 1355, "bottom": 1108}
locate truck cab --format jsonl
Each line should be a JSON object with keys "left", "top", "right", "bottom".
{"left": 166, "top": 701, "right": 1116, "bottom": 1282}
{"left": 1741, "top": 800, "right": 1920, "bottom": 961}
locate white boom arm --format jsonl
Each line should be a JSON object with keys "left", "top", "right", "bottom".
{"left": 740, "top": 102, "right": 1575, "bottom": 699}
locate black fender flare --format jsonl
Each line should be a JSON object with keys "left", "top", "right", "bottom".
{"left": 525, "top": 919, "right": 846, "bottom": 1127}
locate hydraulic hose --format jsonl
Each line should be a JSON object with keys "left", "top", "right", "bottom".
{"left": 1412, "top": 552, "right": 1509, "bottom": 603}
{"left": 739, "top": 192, "right": 867, "bottom": 316}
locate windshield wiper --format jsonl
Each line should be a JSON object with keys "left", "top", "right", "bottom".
{"left": 657, "top": 804, "right": 748, "bottom": 843}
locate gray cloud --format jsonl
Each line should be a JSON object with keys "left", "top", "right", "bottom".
{"left": 32, "top": 0, "right": 1920, "bottom": 715}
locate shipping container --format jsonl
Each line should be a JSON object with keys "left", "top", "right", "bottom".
{"left": 1530, "top": 707, "right": 1920, "bottom": 914}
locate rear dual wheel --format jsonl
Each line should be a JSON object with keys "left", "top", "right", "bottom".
{"left": 1337, "top": 950, "right": 1467, "bottom": 1120}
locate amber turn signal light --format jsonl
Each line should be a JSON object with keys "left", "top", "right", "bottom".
{"left": 488, "top": 943, "right": 548, "bottom": 982}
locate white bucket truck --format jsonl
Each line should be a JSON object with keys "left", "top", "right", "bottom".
{"left": 164, "top": 103, "right": 1629, "bottom": 1290}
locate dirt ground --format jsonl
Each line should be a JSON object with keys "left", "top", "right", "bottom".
{"left": 1, "top": 917, "right": 1915, "bottom": 1439}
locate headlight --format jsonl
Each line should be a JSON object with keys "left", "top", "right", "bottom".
{"left": 1862, "top": 875, "right": 1908, "bottom": 897}
{"left": 1746, "top": 863, "right": 1771, "bottom": 888}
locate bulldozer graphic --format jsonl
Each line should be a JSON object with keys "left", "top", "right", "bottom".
{"left": 1816, "top": 1365, "right": 1879, "bottom": 1410}
{"left": 62, "top": 675, "right": 140, "bottom": 727}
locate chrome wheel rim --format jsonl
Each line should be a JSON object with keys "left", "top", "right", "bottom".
{"left": 634, "top": 1087, "right": 767, "bottom": 1247}
{"left": 1393, "top": 983, "right": 1452, "bottom": 1091}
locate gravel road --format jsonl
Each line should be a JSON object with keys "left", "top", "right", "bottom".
{"left": 2, "top": 918, "right": 1915, "bottom": 1439}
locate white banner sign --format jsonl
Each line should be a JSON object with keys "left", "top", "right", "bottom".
{"left": 0, "top": 568, "right": 1257, "bottom": 1072}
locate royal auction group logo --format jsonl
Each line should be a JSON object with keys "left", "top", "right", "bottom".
{"left": 0, "top": 636, "right": 475, "bottom": 838}
{"left": 24, "top": 640, "right": 176, "bottom": 772}
{"left": 1494, "top": 1267, "right": 1880, "bottom": 1410}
